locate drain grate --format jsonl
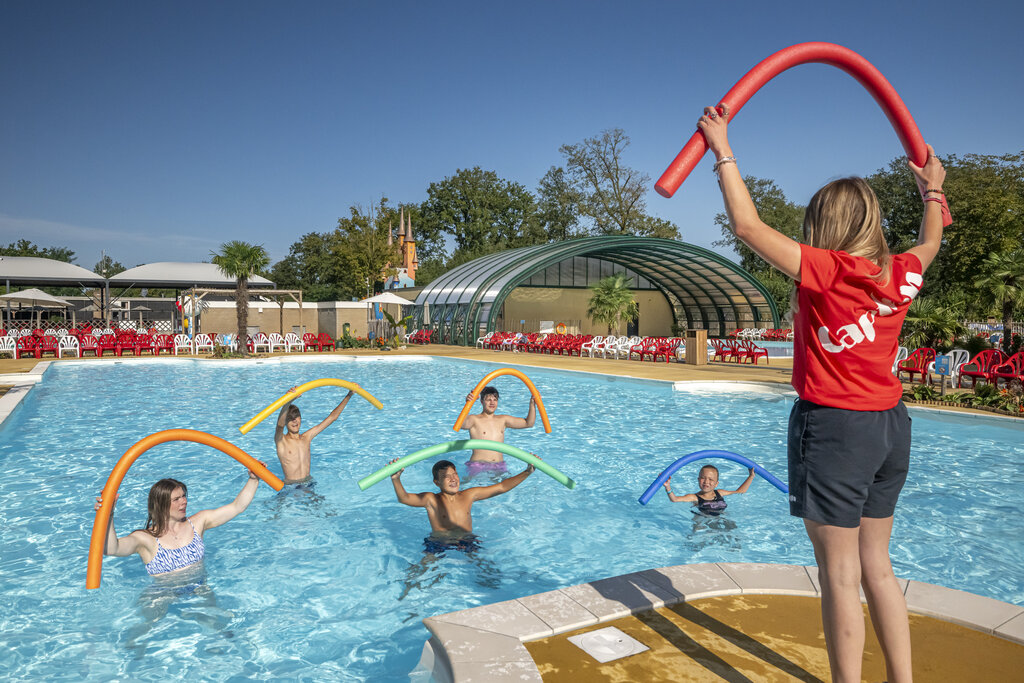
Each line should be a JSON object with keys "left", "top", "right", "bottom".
{"left": 567, "top": 626, "right": 649, "bottom": 663}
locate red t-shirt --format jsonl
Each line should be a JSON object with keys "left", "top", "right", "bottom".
{"left": 792, "top": 244, "right": 923, "bottom": 411}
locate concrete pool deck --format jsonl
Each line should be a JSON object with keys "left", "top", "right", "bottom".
{"left": 419, "top": 563, "right": 1024, "bottom": 682}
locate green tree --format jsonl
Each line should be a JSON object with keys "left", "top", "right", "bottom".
{"left": 713, "top": 176, "right": 804, "bottom": 273}
{"left": 93, "top": 254, "right": 125, "bottom": 278}
{"left": 868, "top": 151, "right": 1024, "bottom": 297}
{"left": 0, "top": 239, "right": 75, "bottom": 262}
{"left": 560, "top": 128, "right": 680, "bottom": 239}
{"left": 900, "top": 297, "right": 966, "bottom": 350}
{"left": 536, "top": 166, "right": 584, "bottom": 242}
{"left": 336, "top": 199, "right": 402, "bottom": 296}
{"left": 586, "top": 274, "right": 639, "bottom": 335}
{"left": 270, "top": 231, "right": 354, "bottom": 301}
{"left": 973, "top": 249, "right": 1024, "bottom": 355}
{"left": 420, "top": 167, "right": 542, "bottom": 259}
{"left": 211, "top": 241, "right": 270, "bottom": 356}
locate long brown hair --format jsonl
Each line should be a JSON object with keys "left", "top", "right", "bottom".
{"left": 802, "top": 177, "right": 890, "bottom": 280}
{"left": 144, "top": 478, "right": 187, "bottom": 537}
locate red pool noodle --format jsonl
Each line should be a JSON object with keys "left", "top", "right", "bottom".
{"left": 655, "top": 42, "right": 951, "bottom": 226}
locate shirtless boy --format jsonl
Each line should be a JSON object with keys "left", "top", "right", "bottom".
{"left": 459, "top": 386, "right": 535, "bottom": 478}
{"left": 274, "top": 386, "right": 358, "bottom": 483}
{"left": 389, "top": 458, "right": 535, "bottom": 541}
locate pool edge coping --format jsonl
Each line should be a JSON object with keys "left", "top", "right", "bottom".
{"left": 419, "top": 561, "right": 1024, "bottom": 682}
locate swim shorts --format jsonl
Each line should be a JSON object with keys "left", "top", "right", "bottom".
{"left": 423, "top": 535, "right": 482, "bottom": 555}
{"left": 787, "top": 398, "right": 911, "bottom": 528}
{"left": 465, "top": 460, "right": 508, "bottom": 478}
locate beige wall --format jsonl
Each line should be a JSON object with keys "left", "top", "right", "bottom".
{"left": 501, "top": 287, "right": 673, "bottom": 337}
{"left": 199, "top": 302, "right": 370, "bottom": 338}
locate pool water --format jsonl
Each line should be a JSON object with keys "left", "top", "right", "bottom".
{"left": 1, "top": 357, "right": 1021, "bottom": 680}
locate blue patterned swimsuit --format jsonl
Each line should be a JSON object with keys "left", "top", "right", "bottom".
{"left": 145, "top": 518, "right": 205, "bottom": 575}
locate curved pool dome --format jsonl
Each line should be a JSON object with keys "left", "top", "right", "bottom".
{"left": 412, "top": 236, "right": 780, "bottom": 345}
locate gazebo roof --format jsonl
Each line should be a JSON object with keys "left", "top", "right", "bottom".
{"left": 0, "top": 256, "right": 106, "bottom": 287}
{"left": 109, "top": 262, "right": 274, "bottom": 288}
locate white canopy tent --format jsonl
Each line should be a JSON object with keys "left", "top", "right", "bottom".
{"left": 0, "top": 288, "right": 72, "bottom": 328}
{"left": 363, "top": 292, "right": 413, "bottom": 342}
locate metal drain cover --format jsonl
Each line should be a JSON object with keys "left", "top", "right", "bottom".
{"left": 568, "top": 626, "right": 649, "bottom": 663}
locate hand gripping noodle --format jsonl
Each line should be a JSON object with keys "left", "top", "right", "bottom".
{"left": 87, "top": 429, "right": 284, "bottom": 589}
{"left": 358, "top": 439, "right": 575, "bottom": 490}
{"left": 239, "top": 379, "right": 383, "bottom": 434}
{"left": 452, "top": 368, "right": 551, "bottom": 433}
{"left": 655, "top": 42, "right": 952, "bottom": 227}
{"left": 638, "top": 450, "right": 787, "bottom": 506}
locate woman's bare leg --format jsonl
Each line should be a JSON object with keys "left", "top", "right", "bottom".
{"left": 859, "top": 515, "right": 913, "bottom": 683}
{"left": 805, "top": 519, "right": 865, "bottom": 683}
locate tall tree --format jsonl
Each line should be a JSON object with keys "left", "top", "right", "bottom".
{"left": 536, "top": 166, "right": 584, "bottom": 242}
{"left": 93, "top": 254, "right": 125, "bottom": 278}
{"left": 270, "top": 230, "right": 354, "bottom": 301}
{"left": 586, "top": 273, "right": 639, "bottom": 335}
{"left": 419, "top": 167, "right": 542, "bottom": 258}
{"left": 713, "top": 176, "right": 804, "bottom": 272}
{"left": 336, "top": 199, "right": 402, "bottom": 296}
{"left": 560, "top": 128, "right": 680, "bottom": 239}
{"left": 211, "top": 241, "right": 270, "bottom": 356}
{"left": 973, "top": 249, "right": 1024, "bottom": 355}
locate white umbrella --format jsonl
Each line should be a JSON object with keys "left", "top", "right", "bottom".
{"left": 0, "top": 288, "right": 71, "bottom": 328}
{"left": 362, "top": 292, "right": 411, "bottom": 305}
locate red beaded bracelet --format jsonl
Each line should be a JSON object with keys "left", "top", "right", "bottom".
{"left": 923, "top": 197, "right": 943, "bottom": 205}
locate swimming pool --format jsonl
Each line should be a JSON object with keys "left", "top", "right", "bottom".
{"left": 1, "top": 356, "right": 1021, "bottom": 680}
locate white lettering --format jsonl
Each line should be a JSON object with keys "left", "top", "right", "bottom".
{"left": 858, "top": 311, "right": 877, "bottom": 342}
{"left": 816, "top": 269, "right": 922, "bottom": 354}
{"left": 817, "top": 326, "right": 845, "bottom": 353}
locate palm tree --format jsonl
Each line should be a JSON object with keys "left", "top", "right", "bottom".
{"left": 901, "top": 297, "right": 965, "bottom": 350}
{"left": 211, "top": 241, "right": 270, "bottom": 356}
{"left": 974, "top": 249, "right": 1024, "bottom": 355}
{"left": 587, "top": 274, "right": 639, "bottom": 335}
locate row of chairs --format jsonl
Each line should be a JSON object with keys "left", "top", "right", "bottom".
{"left": 404, "top": 329, "right": 435, "bottom": 344}
{"left": 729, "top": 328, "right": 793, "bottom": 341}
{"left": 709, "top": 338, "right": 769, "bottom": 364}
{"left": 477, "top": 332, "right": 597, "bottom": 356}
{"left": 895, "top": 348, "right": 1024, "bottom": 387}
{"left": 1, "top": 331, "right": 340, "bottom": 359}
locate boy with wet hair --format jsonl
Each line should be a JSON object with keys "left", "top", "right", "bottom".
{"left": 459, "top": 385, "right": 536, "bottom": 478}
{"left": 388, "top": 457, "right": 535, "bottom": 537}
{"left": 663, "top": 464, "right": 754, "bottom": 515}
{"left": 274, "top": 386, "right": 359, "bottom": 483}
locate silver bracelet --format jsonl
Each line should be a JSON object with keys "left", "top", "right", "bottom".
{"left": 713, "top": 156, "right": 737, "bottom": 174}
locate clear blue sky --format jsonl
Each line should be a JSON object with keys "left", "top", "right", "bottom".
{"left": 2, "top": 1, "right": 1021, "bottom": 271}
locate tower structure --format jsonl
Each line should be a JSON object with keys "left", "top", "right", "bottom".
{"left": 384, "top": 208, "right": 417, "bottom": 289}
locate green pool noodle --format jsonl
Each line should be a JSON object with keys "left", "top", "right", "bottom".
{"left": 358, "top": 439, "right": 576, "bottom": 490}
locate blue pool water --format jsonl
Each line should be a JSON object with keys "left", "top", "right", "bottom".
{"left": 1, "top": 357, "right": 1021, "bottom": 680}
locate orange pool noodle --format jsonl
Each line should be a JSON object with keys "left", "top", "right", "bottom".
{"left": 452, "top": 368, "right": 551, "bottom": 433}
{"left": 86, "top": 429, "right": 283, "bottom": 589}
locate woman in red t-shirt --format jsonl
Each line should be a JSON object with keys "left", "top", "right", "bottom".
{"left": 698, "top": 103, "right": 945, "bottom": 683}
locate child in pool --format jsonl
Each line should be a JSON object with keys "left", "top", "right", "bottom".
{"left": 389, "top": 458, "right": 535, "bottom": 539}
{"left": 699, "top": 101, "right": 945, "bottom": 683}
{"left": 458, "top": 386, "right": 536, "bottom": 478}
{"left": 275, "top": 385, "right": 359, "bottom": 483}
{"left": 662, "top": 464, "right": 754, "bottom": 515}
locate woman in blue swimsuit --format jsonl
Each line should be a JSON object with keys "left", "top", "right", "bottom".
{"left": 93, "top": 466, "right": 262, "bottom": 576}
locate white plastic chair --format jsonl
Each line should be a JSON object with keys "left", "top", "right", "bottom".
{"left": 0, "top": 335, "right": 15, "bottom": 358}
{"left": 284, "top": 333, "right": 303, "bottom": 352}
{"left": 250, "top": 333, "right": 272, "bottom": 353}
{"left": 193, "top": 334, "right": 214, "bottom": 354}
{"left": 475, "top": 331, "right": 495, "bottom": 349}
{"left": 56, "top": 329, "right": 68, "bottom": 338}
{"left": 57, "top": 335, "right": 80, "bottom": 358}
{"left": 927, "top": 348, "right": 970, "bottom": 387}
{"left": 597, "top": 335, "right": 619, "bottom": 358}
{"left": 891, "top": 346, "right": 909, "bottom": 375}
{"left": 173, "top": 333, "right": 193, "bottom": 355}
{"left": 612, "top": 336, "right": 640, "bottom": 359}
{"left": 580, "top": 335, "right": 604, "bottom": 358}
{"left": 267, "top": 333, "right": 286, "bottom": 352}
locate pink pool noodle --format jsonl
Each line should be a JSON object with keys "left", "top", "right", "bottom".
{"left": 655, "top": 42, "right": 951, "bottom": 226}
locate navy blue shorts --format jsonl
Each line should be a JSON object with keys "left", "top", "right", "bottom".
{"left": 787, "top": 398, "right": 911, "bottom": 528}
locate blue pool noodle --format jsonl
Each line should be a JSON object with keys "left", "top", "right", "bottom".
{"left": 638, "top": 450, "right": 788, "bottom": 505}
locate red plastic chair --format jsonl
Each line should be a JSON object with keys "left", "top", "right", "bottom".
{"left": 317, "top": 333, "right": 335, "bottom": 351}
{"left": 38, "top": 335, "right": 59, "bottom": 358}
{"left": 990, "top": 351, "right": 1024, "bottom": 387}
{"left": 735, "top": 339, "right": 769, "bottom": 365}
{"left": 301, "top": 333, "right": 320, "bottom": 351}
{"left": 17, "top": 336, "right": 40, "bottom": 359}
{"left": 154, "top": 334, "right": 174, "bottom": 355}
{"left": 957, "top": 349, "right": 1007, "bottom": 388}
{"left": 897, "top": 348, "right": 936, "bottom": 384}
{"left": 133, "top": 334, "right": 155, "bottom": 356}
{"left": 79, "top": 335, "right": 99, "bottom": 357}
{"left": 97, "top": 334, "right": 120, "bottom": 357}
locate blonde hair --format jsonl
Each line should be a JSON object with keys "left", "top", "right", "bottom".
{"left": 803, "top": 177, "right": 890, "bottom": 280}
